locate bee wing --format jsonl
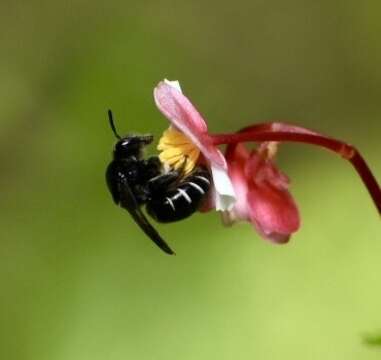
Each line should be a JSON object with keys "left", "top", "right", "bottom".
{"left": 118, "top": 179, "right": 175, "bottom": 255}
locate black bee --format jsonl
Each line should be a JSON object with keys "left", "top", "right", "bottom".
{"left": 105, "top": 110, "right": 211, "bottom": 255}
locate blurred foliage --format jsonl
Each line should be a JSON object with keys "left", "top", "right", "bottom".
{"left": 1, "top": 0, "right": 381, "bottom": 359}
{"left": 364, "top": 332, "right": 381, "bottom": 347}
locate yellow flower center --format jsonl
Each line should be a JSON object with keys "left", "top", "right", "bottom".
{"left": 157, "top": 127, "right": 200, "bottom": 175}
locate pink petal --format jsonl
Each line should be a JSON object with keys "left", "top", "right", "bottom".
{"left": 225, "top": 142, "right": 300, "bottom": 242}
{"left": 226, "top": 141, "right": 250, "bottom": 167}
{"left": 154, "top": 81, "right": 226, "bottom": 168}
{"left": 247, "top": 184, "right": 300, "bottom": 243}
{"left": 225, "top": 144, "right": 250, "bottom": 220}
{"left": 245, "top": 150, "right": 290, "bottom": 191}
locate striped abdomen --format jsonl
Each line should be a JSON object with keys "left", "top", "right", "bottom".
{"left": 146, "top": 169, "right": 211, "bottom": 223}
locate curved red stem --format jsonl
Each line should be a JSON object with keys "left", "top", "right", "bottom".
{"left": 211, "top": 125, "right": 381, "bottom": 215}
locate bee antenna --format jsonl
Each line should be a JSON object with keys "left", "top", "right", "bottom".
{"left": 108, "top": 109, "right": 122, "bottom": 140}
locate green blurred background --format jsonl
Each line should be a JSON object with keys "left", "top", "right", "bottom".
{"left": 1, "top": 1, "right": 381, "bottom": 359}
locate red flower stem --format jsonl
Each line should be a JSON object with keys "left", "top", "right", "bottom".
{"left": 211, "top": 130, "right": 381, "bottom": 215}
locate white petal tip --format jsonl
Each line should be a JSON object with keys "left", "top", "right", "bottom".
{"left": 164, "top": 79, "right": 182, "bottom": 92}
{"left": 215, "top": 194, "right": 236, "bottom": 212}
{"left": 211, "top": 165, "right": 236, "bottom": 212}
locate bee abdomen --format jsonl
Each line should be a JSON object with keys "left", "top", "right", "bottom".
{"left": 146, "top": 170, "right": 211, "bottom": 223}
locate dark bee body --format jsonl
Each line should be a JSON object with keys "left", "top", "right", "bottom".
{"left": 105, "top": 110, "right": 211, "bottom": 254}
{"left": 106, "top": 155, "right": 162, "bottom": 205}
{"left": 106, "top": 157, "right": 210, "bottom": 222}
{"left": 146, "top": 169, "right": 210, "bottom": 223}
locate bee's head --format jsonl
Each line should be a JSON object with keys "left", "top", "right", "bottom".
{"left": 108, "top": 110, "right": 153, "bottom": 159}
{"left": 114, "top": 135, "right": 153, "bottom": 159}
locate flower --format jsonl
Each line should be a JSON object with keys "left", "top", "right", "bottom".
{"left": 154, "top": 79, "right": 236, "bottom": 211}
{"left": 222, "top": 141, "right": 300, "bottom": 243}
{"left": 154, "top": 79, "right": 381, "bottom": 244}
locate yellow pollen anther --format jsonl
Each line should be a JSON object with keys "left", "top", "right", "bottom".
{"left": 157, "top": 127, "right": 200, "bottom": 175}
